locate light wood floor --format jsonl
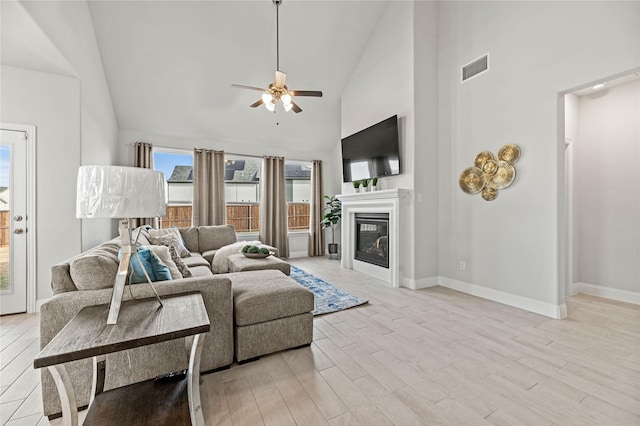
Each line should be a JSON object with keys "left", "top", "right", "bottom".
{"left": 1, "top": 257, "right": 639, "bottom": 425}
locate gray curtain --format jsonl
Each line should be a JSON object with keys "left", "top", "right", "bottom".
{"left": 259, "top": 156, "right": 289, "bottom": 257}
{"left": 132, "top": 142, "right": 158, "bottom": 228}
{"left": 308, "top": 160, "right": 325, "bottom": 256}
{"left": 192, "top": 149, "right": 226, "bottom": 226}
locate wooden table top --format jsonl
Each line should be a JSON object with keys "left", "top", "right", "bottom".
{"left": 34, "top": 292, "right": 210, "bottom": 369}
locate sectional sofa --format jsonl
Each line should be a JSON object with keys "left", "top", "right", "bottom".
{"left": 40, "top": 225, "right": 314, "bottom": 418}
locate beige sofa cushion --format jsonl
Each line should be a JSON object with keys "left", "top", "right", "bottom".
{"left": 227, "top": 253, "right": 290, "bottom": 275}
{"left": 69, "top": 251, "right": 119, "bottom": 291}
{"left": 181, "top": 255, "right": 210, "bottom": 268}
{"left": 229, "top": 270, "right": 314, "bottom": 327}
{"left": 179, "top": 227, "right": 199, "bottom": 252}
{"left": 198, "top": 225, "right": 237, "bottom": 252}
{"left": 202, "top": 249, "right": 217, "bottom": 264}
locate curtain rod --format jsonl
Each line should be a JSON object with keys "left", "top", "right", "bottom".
{"left": 150, "top": 143, "right": 318, "bottom": 164}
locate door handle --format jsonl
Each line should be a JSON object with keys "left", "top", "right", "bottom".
{"left": 14, "top": 228, "right": 24, "bottom": 234}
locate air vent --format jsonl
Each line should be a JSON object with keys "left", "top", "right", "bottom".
{"left": 461, "top": 54, "right": 489, "bottom": 82}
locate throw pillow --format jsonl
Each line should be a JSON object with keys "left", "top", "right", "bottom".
{"left": 169, "top": 245, "right": 192, "bottom": 278}
{"left": 211, "top": 240, "right": 261, "bottom": 273}
{"left": 119, "top": 248, "right": 172, "bottom": 284}
{"left": 149, "top": 228, "right": 190, "bottom": 253}
{"left": 132, "top": 225, "right": 152, "bottom": 246}
{"left": 140, "top": 245, "right": 182, "bottom": 279}
{"left": 148, "top": 233, "right": 191, "bottom": 258}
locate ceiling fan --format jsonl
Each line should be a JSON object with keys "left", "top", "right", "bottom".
{"left": 231, "top": 0, "right": 322, "bottom": 113}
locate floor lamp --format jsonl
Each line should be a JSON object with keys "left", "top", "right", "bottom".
{"left": 76, "top": 165, "right": 167, "bottom": 324}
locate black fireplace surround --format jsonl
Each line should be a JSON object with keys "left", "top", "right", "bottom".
{"left": 355, "top": 213, "right": 389, "bottom": 268}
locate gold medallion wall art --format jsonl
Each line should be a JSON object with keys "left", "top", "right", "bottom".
{"left": 459, "top": 144, "right": 521, "bottom": 201}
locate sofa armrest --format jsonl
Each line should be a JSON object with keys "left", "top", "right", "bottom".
{"left": 40, "top": 275, "right": 233, "bottom": 417}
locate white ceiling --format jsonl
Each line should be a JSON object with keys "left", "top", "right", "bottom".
{"left": 571, "top": 72, "right": 640, "bottom": 97}
{"left": 87, "top": 0, "right": 390, "bottom": 152}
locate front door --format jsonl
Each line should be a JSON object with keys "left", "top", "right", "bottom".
{"left": 0, "top": 129, "right": 28, "bottom": 315}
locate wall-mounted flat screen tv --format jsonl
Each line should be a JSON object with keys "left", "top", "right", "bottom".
{"left": 341, "top": 115, "right": 400, "bottom": 182}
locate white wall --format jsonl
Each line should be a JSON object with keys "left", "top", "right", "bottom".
{"left": 576, "top": 80, "right": 639, "bottom": 294}
{"left": 2, "top": 0, "right": 119, "bottom": 302}
{"left": 1, "top": 66, "right": 81, "bottom": 302}
{"left": 412, "top": 1, "right": 440, "bottom": 284}
{"left": 17, "top": 0, "right": 119, "bottom": 249}
{"left": 437, "top": 1, "right": 639, "bottom": 313}
{"left": 340, "top": 1, "right": 417, "bottom": 281}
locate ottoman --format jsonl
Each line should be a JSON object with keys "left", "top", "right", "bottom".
{"left": 228, "top": 270, "right": 314, "bottom": 362}
{"left": 227, "top": 253, "right": 291, "bottom": 276}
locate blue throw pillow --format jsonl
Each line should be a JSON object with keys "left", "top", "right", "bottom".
{"left": 119, "top": 248, "right": 172, "bottom": 284}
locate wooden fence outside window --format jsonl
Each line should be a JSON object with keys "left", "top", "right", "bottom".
{"left": 0, "top": 211, "right": 8, "bottom": 246}
{"left": 160, "top": 203, "right": 310, "bottom": 232}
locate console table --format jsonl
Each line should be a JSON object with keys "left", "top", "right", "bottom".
{"left": 34, "top": 292, "right": 210, "bottom": 426}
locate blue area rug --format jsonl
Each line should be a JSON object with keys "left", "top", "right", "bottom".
{"left": 290, "top": 265, "right": 368, "bottom": 315}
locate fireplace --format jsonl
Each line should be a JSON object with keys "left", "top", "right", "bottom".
{"left": 355, "top": 213, "right": 389, "bottom": 268}
{"left": 338, "top": 188, "right": 409, "bottom": 287}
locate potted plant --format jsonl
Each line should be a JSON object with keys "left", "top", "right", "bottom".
{"left": 321, "top": 195, "right": 341, "bottom": 258}
{"left": 371, "top": 176, "right": 378, "bottom": 191}
{"left": 352, "top": 180, "right": 361, "bottom": 193}
{"left": 361, "top": 178, "right": 370, "bottom": 192}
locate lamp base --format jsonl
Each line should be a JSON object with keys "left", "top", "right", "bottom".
{"left": 107, "top": 219, "right": 163, "bottom": 325}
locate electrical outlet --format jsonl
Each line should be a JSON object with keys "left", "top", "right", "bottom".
{"left": 459, "top": 261, "right": 466, "bottom": 271}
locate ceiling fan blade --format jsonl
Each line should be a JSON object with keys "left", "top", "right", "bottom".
{"left": 291, "top": 101, "right": 302, "bottom": 113}
{"left": 274, "top": 70, "right": 287, "bottom": 89}
{"left": 289, "top": 90, "right": 323, "bottom": 97}
{"left": 232, "top": 84, "right": 267, "bottom": 92}
{"left": 250, "top": 99, "right": 264, "bottom": 108}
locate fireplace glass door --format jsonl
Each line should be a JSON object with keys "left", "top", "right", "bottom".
{"left": 355, "top": 213, "right": 389, "bottom": 268}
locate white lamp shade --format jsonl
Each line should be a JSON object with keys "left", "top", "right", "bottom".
{"left": 76, "top": 165, "right": 167, "bottom": 219}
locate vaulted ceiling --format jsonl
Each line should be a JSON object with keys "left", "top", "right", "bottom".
{"left": 87, "top": 1, "right": 390, "bottom": 151}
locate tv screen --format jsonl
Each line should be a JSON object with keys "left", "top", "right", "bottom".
{"left": 341, "top": 115, "right": 400, "bottom": 182}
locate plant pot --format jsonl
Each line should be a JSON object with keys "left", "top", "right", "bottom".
{"left": 371, "top": 185, "right": 377, "bottom": 191}
{"left": 328, "top": 243, "right": 338, "bottom": 254}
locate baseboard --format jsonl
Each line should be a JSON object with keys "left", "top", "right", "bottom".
{"left": 569, "top": 282, "right": 580, "bottom": 296}
{"left": 402, "top": 276, "right": 439, "bottom": 290}
{"left": 577, "top": 282, "right": 640, "bottom": 305}
{"left": 438, "top": 277, "right": 565, "bottom": 319}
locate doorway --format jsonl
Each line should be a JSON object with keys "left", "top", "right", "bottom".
{"left": 0, "top": 124, "right": 36, "bottom": 315}
{"left": 561, "top": 70, "right": 640, "bottom": 306}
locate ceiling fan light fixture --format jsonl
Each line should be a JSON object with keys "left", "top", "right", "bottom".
{"left": 231, "top": 0, "right": 322, "bottom": 114}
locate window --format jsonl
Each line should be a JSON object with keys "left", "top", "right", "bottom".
{"left": 224, "top": 155, "right": 261, "bottom": 233}
{"left": 153, "top": 149, "right": 311, "bottom": 233}
{"left": 285, "top": 160, "right": 311, "bottom": 231}
{"left": 153, "top": 148, "right": 193, "bottom": 229}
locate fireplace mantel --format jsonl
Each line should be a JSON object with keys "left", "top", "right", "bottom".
{"left": 337, "top": 189, "right": 410, "bottom": 287}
